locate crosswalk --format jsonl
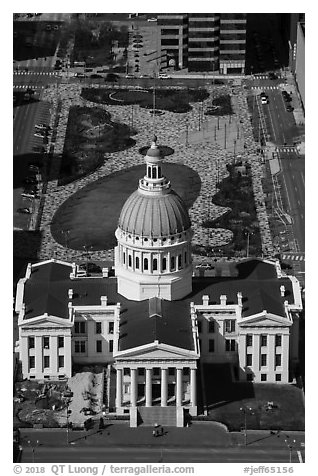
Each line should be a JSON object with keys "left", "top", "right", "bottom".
{"left": 13, "top": 84, "right": 46, "bottom": 90}
{"left": 251, "top": 85, "right": 280, "bottom": 90}
{"left": 281, "top": 254, "right": 305, "bottom": 261}
{"left": 13, "top": 71, "right": 60, "bottom": 77}
{"left": 275, "top": 146, "right": 298, "bottom": 154}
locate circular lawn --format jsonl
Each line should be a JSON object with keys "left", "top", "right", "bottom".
{"left": 51, "top": 163, "right": 201, "bottom": 251}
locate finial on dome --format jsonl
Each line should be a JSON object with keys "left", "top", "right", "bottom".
{"left": 151, "top": 135, "right": 158, "bottom": 148}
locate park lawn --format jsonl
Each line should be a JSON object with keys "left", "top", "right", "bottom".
{"left": 207, "top": 383, "right": 304, "bottom": 431}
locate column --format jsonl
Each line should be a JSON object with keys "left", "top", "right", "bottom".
{"left": 64, "top": 334, "right": 72, "bottom": 378}
{"left": 35, "top": 335, "right": 42, "bottom": 378}
{"left": 267, "top": 334, "right": 276, "bottom": 381}
{"left": 176, "top": 368, "right": 183, "bottom": 407}
{"left": 161, "top": 368, "right": 168, "bottom": 406}
{"left": 116, "top": 368, "right": 123, "bottom": 408}
{"left": 281, "top": 333, "right": 290, "bottom": 383}
{"left": 190, "top": 368, "right": 197, "bottom": 407}
{"left": 51, "top": 335, "right": 58, "bottom": 375}
{"left": 145, "top": 368, "right": 152, "bottom": 407}
{"left": 253, "top": 334, "right": 260, "bottom": 379}
{"left": 130, "top": 368, "right": 137, "bottom": 407}
{"left": 238, "top": 334, "right": 246, "bottom": 380}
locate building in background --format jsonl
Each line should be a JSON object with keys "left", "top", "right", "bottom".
{"left": 157, "top": 13, "right": 247, "bottom": 74}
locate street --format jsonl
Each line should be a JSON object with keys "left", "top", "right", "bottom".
{"left": 21, "top": 444, "right": 303, "bottom": 463}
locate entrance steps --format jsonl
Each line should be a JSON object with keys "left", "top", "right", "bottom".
{"left": 138, "top": 406, "right": 176, "bottom": 427}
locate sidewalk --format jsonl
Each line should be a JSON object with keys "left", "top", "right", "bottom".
{"left": 20, "top": 422, "right": 304, "bottom": 449}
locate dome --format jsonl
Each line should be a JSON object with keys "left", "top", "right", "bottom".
{"left": 118, "top": 188, "right": 191, "bottom": 237}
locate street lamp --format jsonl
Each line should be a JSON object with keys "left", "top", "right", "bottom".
{"left": 240, "top": 406, "right": 253, "bottom": 446}
{"left": 27, "top": 439, "right": 39, "bottom": 463}
{"left": 284, "top": 436, "right": 296, "bottom": 463}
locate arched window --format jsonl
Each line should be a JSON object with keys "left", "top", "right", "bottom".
{"left": 152, "top": 167, "right": 157, "bottom": 179}
{"left": 123, "top": 252, "right": 126, "bottom": 264}
{"left": 144, "top": 258, "right": 148, "bottom": 271}
{"left": 128, "top": 255, "right": 132, "bottom": 267}
{"left": 147, "top": 166, "right": 151, "bottom": 178}
{"left": 158, "top": 166, "right": 161, "bottom": 178}
{"left": 178, "top": 254, "right": 182, "bottom": 268}
{"left": 135, "top": 256, "right": 140, "bottom": 269}
{"left": 171, "top": 256, "right": 175, "bottom": 270}
{"left": 153, "top": 258, "right": 158, "bottom": 271}
{"left": 162, "top": 257, "right": 167, "bottom": 271}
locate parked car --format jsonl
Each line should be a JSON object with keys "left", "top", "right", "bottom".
{"left": 125, "top": 74, "right": 135, "bottom": 79}
{"left": 34, "top": 132, "right": 46, "bottom": 138}
{"left": 261, "top": 96, "right": 269, "bottom": 105}
{"left": 158, "top": 73, "right": 170, "bottom": 79}
{"left": 17, "top": 208, "right": 31, "bottom": 214}
{"left": 35, "top": 123, "right": 51, "bottom": 130}
{"left": 286, "top": 105, "right": 294, "bottom": 112}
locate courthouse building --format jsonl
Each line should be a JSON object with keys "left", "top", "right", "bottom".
{"left": 15, "top": 137, "right": 302, "bottom": 422}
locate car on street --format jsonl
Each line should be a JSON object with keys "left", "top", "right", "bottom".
{"left": 17, "top": 208, "right": 31, "bottom": 214}
{"left": 125, "top": 74, "right": 135, "bottom": 79}
{"left": 74, "top": 73, "right": 86, "bottom": 78}
{"left": 35, "top": 123, "right": 51, "bottom": 130}
{"left": 158, "top": 73, "right": 170, "bottom": 79}
{"left": 34, "top": 131, "right": 46, "bottom": 138}
{"left": 21, "top": 192, "right": 38, "bottom": 199}
{"left": 260, "top": 93, "right": 269, "bottom": 104}
{"left": 286, "top": 105, "right": 294, "bottom": 112}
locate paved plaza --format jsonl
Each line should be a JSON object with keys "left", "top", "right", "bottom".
{"left": 35, "top": 81, "right": 274, "bottom": 262}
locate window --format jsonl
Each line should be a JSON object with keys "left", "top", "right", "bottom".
{"left": 197, "top": 321, "right": 202, "bottom": 333}
{"left": 28, "top": 337, "right": 35, "bottom": 349}
{"left": 246, "top": 335, "right": 253, "bottom": 347}
{"left": 29, "top": 356, "right": 35, "bottom": 369}
{"left": 275, "top": 374, "right": 281, "bottom": 382}
{"left": 224, "top": 320, "right": 235, "bottom": 333}
{"left": 109, "top": 340, "right": 113, "bottom": 353}
{"left": 58, "top": 336, "right": 64, "bottom": 348}
{"left": 144, "top": 258, "right": 148, "bottom": 271}
{"left": 275, "top": 335, "right": 282, "bottom": 347}
{"left": 74, "top": 322, "right": 86, "bottom": 334}
{"left": 261, "top": 373, "right": 267, "bottom": 382}
{"left": 128, "top": 255, "right": 132, "bottom": 267}
{"left": 225, "top": 339, "right": 236, "bottom": 352}
{"left": 148, "top": 166, "right": 151, "bottom": 177}
{"left": 208, "top": 321, "right": 215, "bottom": 333}
{"left": 184, "top": 251, "right": 187, "bottom": 264}
{"left": 246, "top": 373, "right": 253, "bottom": 382}
{"left": 123, "top": 252, "right": 125, "bottom": 264}
{"left": 178, "top": 254, "right": 182, "bottom": 268}
{"left": 43, "top": 355, "right": 50, "bottom": 368}
{"left": 96, "top": 340, "right": 102, "bottom": 353}
{"left": 108, "top": 322, "right": 114, "bottom": 334}
{"left": 123, "top": 383, "right": 130, "bottom": 394}
{"left": 74, "top": 340, "right": 86, "bottom": 353}
{"left": 43, "top": 336, "right": 50, "bottom": 349}
{"left": 246, "top": 354, "right": 252, "bottom": 366}
{"left": 208, "top": 339, "right": 215, "bottom": 352}
{"left": 162, "top": 257, "right": 167, "bottom": 271}
{"left": 261, "top": 335, "right": 267, "bottom": 347}
{"left": 153, "top": 258, "right": 158, "bottom": 271}
{"left": 95, "top": 322, "right": 102, "bottom": 334}
{"left": 275, "top": 354, "right": 282, "bottom": 367}
{"left": 138, "top": 368, "right": 145, "bottom": 376}
{"left": 135, "top": 256, "right": 140, "bottom": 269}
{"left": 261, "top": 354, "right": 267, "bottom": 367}
{"left": 171, "top": 256, "right": 175, "bottom": 270}
{"left": 168, "top": 368, "right": 175, "bottom": 376}
{"left": 124, "top": 368, "right": 130, "bottom": 376}
{"left": 58, "top": 355, "right": 64, "bottom": 368}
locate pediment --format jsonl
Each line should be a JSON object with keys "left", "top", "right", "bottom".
{"left": 20, "top": 315, "right": 72, "bottom": 329}
{"left": 115, "top": 343, "right": 198, "bottom": 360}
{"left": 239, "top": 313, "right": 291, "bottom": 328}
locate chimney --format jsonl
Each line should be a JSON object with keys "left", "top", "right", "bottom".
{"left": 68, "top": 302, "right": 73, "bottom": 319}
{"left": 280, "top": 285, "right": 285, "bottom": 297}
{"left": 70, "top": 262, "right": 77, "bottom": 279}
{"left": 102, "top": 267, "right": 109, "bottom": 278}
{"left": 68, "top": 288, "right": 73, "bottom": 300}
{"left": 101, "top": 296, "right": 108, "bottom": 307}
{"left": 202, "top": 295, "right": 209, "bottom": 306}
{"left": 237, "top": 292, "right": 242, "bottom": 306}
{"left": 220, "top": 295, "right": 227, "bottom": 306}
